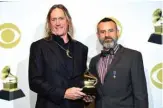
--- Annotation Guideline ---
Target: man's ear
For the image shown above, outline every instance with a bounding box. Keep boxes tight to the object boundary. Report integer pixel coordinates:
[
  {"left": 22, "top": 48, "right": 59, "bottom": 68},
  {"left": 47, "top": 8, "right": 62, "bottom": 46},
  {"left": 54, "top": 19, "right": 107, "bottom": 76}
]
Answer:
[
  {"left": 117, "top": 29, "right": 120, "bottom": 38},
  {"left": 96, "top": 32, "right": 100, "bottom": 38}
]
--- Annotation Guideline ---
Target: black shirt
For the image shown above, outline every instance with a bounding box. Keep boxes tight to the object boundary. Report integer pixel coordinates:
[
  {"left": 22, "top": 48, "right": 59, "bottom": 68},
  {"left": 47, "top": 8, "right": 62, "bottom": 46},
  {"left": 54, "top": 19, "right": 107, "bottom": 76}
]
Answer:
[{"left": 52, "top": 34, "right": 74, "bottom": 79}]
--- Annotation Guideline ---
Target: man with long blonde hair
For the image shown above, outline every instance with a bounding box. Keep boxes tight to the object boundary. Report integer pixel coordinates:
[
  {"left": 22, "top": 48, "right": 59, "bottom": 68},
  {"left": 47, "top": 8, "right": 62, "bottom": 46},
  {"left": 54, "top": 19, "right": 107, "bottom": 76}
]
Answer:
[{"left": 29, "top": 4, "right": 88, "bottom": 108}]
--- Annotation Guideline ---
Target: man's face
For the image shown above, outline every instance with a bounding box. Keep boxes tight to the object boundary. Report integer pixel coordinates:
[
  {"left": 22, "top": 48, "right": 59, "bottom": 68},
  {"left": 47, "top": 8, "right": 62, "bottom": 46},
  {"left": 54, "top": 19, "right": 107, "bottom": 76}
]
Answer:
[
  {"left": 49, "top": 8, "right": 69, "bottom": 36},
  {"left": 97, "top": 21, "right": 119, "bottom": 49}
]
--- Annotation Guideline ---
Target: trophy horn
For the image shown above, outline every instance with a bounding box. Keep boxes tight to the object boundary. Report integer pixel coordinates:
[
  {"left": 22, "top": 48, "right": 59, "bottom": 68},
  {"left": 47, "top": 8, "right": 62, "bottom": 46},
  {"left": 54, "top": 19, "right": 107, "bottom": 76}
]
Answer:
[
  {"left": 152, "top": 8, "right": 162, "bottom": 24},
  {"left": 1, "top": 66, "right": 10, "bottom": 80}
]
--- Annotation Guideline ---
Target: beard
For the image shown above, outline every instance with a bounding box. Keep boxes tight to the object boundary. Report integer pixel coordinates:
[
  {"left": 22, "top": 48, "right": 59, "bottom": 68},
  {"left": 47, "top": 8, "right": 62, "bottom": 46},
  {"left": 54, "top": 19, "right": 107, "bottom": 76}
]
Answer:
[{"left": 99, "top": 36, "right": 118, "bottom": 49}]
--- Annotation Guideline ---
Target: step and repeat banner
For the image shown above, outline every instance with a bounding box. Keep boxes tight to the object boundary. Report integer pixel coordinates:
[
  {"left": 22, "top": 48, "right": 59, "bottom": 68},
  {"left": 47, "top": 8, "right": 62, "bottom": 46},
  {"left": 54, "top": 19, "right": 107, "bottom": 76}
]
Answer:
[{"left": 0, "top": 0, "right": 162, "bottom": 108}]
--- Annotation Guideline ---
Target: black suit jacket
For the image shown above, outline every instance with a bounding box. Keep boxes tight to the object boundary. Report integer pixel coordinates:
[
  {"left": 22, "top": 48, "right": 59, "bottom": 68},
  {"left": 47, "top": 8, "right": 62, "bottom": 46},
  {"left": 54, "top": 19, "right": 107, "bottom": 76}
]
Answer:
[
  {"left": 28, "top": 38, "right": 88, "bottom": 108},
  {"left": 89, "top": 45, "right": 148, "bottom": 108}
]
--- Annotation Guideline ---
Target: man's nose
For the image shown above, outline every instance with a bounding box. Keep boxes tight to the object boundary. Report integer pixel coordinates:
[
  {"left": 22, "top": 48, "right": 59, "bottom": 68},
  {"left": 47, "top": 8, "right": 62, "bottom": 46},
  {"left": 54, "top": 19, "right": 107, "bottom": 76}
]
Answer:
[
  {"left": 105, "top": 31, "right": 109, "bottom": 36},
  {"left": 56, "top": 19, "right": 60, "bottom": 25}
]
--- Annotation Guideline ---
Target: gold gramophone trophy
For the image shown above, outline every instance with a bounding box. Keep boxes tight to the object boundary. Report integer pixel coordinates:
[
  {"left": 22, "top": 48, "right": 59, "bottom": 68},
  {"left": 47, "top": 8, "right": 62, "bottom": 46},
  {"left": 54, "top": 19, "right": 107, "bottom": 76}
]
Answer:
[
  {"left": 82, "top": 70, "right": 98, "bottom": 95},
  {"left": 0, "top": 66, "right": 25, "bottom": 100},
  {"left": 148, "top": 8, "right": 163, "bottom": 44}
]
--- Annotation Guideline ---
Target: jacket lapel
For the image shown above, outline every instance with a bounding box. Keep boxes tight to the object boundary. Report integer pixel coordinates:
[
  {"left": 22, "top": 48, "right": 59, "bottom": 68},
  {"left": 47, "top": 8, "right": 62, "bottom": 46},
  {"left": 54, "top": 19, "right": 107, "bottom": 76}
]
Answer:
[
  {"left": 95, "top": 55, "right": 102, "bottom": 84},
  {"left": 46, "top": 40, "right": 68, "bottom": 72},
  {"left": 94, "top": 45, "right": 125, "bottom": 96},
  {"left": 72, "top": 40, "right": 83, "bottom": 78}
]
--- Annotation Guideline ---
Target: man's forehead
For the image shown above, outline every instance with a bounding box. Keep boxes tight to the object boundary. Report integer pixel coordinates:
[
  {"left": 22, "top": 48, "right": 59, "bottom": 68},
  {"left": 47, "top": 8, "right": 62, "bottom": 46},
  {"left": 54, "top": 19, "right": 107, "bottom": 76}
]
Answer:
[
  {"left": 50, "top": 8, "right": 66, "bottom": 18},
  {"left": 98, "top": 22, "right": 116, "bottom": 29}
]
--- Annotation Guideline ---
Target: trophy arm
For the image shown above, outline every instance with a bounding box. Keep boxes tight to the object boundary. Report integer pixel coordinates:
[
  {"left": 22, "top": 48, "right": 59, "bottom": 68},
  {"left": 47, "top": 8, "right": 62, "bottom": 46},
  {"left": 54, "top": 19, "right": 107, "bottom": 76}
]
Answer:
[
  {"left": 84, "top": 74, "right": 96, "bottom": 79},
  {"left": 8, "top": 73, "right": 18, "bottom": 82}
]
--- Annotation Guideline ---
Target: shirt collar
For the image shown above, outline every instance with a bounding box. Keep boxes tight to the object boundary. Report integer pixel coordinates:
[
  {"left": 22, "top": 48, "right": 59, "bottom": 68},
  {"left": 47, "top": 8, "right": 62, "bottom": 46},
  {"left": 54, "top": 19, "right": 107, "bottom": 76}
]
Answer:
[{"left": 52, "top": 34, "right": 72, "bottom": 45}]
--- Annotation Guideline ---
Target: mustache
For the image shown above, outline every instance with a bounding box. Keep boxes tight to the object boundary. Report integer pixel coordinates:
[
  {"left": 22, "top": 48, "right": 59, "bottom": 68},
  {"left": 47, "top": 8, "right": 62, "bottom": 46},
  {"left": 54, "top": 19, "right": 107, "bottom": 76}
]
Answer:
[{"left": 104, "top": 36, "right": 114, "bottom": 40}]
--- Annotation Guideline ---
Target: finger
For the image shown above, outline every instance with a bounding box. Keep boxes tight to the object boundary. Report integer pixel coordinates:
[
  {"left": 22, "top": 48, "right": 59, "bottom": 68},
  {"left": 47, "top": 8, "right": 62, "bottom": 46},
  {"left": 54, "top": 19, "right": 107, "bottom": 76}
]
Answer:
[
  {"left": 74, "top": 93, "right": 83, "bottom": 99},
  {"left": 74, "top": 87, "right": 83, "bottom": 91},
  {"left": 77, "top": 91, "right": 86, "bottom": 96},
  {"left": 87, "top": 95, "right": 95, "bottom": 99},
  {"left": 84, "top": 95, "right": 94, "bottom": 102},
  {"left": 74, "top": 95, "right": 83, "bottom": 100},
  {"left": 83, "top": 97, "right": 89, "bottom": 102},
  {"left": 92, "top": 96, "right": 96, "bottom": 99},
  {"left": 83, "top": 98, "right": 89, "bottom": 102}
]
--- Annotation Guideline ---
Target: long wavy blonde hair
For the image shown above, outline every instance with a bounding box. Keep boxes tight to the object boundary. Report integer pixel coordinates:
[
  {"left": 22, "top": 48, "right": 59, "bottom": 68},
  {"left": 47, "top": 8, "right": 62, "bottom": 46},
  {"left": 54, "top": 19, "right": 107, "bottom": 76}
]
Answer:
[{"left": 44, "top": 4, "right": 74, "bottom": 40}]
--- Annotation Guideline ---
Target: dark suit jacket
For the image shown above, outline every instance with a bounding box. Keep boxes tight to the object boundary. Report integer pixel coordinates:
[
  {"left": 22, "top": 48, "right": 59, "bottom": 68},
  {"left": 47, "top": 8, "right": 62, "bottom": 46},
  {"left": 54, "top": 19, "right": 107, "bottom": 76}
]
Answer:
[
  {"left": 28, "top": 38, "right": 88, "bottom": 108},
  {"left": 89, "top": 45, "right": 148, "bottom": 108}
]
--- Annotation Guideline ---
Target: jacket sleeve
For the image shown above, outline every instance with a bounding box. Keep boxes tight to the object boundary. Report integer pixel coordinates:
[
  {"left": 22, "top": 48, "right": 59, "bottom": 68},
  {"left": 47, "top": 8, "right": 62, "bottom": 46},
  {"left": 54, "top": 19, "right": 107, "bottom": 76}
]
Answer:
[
  {"left": 131, "top": 52, "right": 148, "bottom": 108},
  {"left": 28, "top": 42, "right": 66, "bottom": 105}
]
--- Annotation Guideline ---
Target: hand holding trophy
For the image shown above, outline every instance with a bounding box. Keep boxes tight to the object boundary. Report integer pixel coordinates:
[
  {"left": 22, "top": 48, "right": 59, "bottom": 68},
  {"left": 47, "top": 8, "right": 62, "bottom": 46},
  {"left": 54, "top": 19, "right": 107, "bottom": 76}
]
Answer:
[{"left": 0, "top": 66, "right": 25, "bottom": 100}]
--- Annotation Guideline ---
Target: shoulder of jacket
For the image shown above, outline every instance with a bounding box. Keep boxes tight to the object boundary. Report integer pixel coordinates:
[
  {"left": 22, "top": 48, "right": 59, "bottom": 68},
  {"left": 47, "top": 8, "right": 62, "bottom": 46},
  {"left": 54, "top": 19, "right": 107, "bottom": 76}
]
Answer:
[
  {"left": 121, "top": 45, "right": 141, "bottom": 56},
  {"left": 30, "top": 38, "right": 46, "bottom": 48},
  {"left": 73, "top": 40, "right": 88, "bottom": 49}
]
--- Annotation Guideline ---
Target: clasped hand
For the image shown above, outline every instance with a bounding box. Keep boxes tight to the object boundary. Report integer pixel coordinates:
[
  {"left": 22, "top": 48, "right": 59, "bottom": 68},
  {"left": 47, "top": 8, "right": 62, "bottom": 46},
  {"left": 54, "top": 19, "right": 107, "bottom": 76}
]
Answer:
[
  {"left": 64, "top": 87, "right": 95, "bottom": 102},
  {"left": 64, "top": 87, "right": 86, "bottom": 100}
]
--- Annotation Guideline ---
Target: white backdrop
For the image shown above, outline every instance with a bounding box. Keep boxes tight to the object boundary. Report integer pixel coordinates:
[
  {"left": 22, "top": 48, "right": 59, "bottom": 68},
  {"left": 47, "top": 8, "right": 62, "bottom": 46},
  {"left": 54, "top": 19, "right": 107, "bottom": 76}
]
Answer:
[{"left": 0, "top": 0, "right": 162, "bottom": 108}]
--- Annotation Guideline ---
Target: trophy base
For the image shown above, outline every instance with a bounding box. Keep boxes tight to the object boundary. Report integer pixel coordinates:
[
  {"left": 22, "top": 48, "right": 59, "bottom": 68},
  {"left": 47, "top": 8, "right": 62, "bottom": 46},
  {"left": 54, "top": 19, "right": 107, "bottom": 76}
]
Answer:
[
  {"left": 0, "top": 89, "right": 25, "bottom": 101},
  {"left": 82, "top": 87, "right": 96, "bottom": 95}
]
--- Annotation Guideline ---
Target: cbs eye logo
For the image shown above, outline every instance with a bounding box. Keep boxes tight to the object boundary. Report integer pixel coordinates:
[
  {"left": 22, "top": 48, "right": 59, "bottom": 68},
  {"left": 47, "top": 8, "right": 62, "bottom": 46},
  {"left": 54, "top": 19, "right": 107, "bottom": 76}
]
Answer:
[
  {"left": 150, "top": 63, "right": 163, "bottom": 89},
  {"left": 0, "top": 23, "right": 21, "bottom": 48}
]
